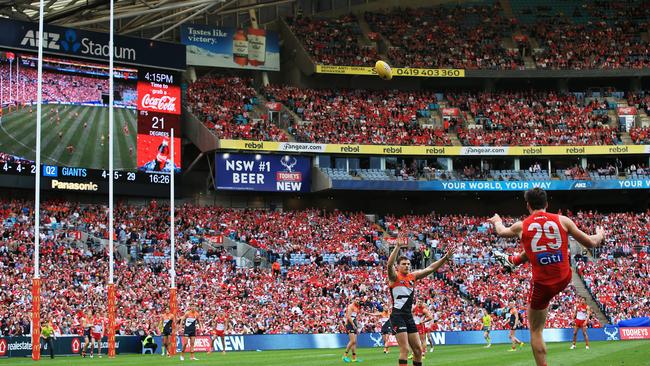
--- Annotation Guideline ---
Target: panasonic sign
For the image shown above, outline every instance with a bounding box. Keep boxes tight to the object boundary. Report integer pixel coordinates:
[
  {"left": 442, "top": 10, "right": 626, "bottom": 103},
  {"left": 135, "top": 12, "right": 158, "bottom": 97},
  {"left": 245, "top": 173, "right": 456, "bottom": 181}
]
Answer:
[{"left": 20, "top": 29, "right": 136, "bottom": 62}]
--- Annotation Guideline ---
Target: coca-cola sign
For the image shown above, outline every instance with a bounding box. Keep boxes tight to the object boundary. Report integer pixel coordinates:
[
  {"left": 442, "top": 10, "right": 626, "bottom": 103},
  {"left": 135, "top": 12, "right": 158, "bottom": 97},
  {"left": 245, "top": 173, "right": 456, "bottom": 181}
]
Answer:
[
  {"left": 137, "top": 81, "right": 181, "bottom": 115},
  {"left": 141, "top": 94, "right": 177, "bottom": 113}
]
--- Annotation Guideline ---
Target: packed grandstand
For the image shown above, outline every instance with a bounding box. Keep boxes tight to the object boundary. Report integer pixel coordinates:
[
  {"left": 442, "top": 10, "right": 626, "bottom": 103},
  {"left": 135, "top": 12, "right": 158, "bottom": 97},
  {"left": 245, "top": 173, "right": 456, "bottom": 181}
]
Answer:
[{"left": 1, "top": 200, "right": 647, "bottom": 337}]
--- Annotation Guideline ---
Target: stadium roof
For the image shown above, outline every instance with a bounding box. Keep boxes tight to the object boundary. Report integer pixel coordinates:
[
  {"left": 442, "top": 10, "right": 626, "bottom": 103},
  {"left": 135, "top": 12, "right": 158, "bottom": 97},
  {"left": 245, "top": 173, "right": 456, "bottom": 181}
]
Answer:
[{"left": 0, "top": 0, "right": 295, "bottom": 41}]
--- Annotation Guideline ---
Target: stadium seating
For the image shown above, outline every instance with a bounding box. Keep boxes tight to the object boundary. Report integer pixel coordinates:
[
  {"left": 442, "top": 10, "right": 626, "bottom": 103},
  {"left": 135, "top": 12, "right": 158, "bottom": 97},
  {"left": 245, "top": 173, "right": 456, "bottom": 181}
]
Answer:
[
  {"left": 6, "top": 200, "right": 648, "bottom": 336},
  {"left": 450, "top": 91, "right": 621, "bottom": 146},
  {"left": 263, "top": 85, "right": 451, "bottom": 145},
  {"left": 186, "top": 75, "right": 288, "bottom": 141},
  {"left": 288, "top": 2, "right": 649, "bottom": 70},
  {"left": 286, "top": 15, "right": 378, "bottom": 66},
  {"left": 364, "top": 4, "right": 524, "bottom": 70}
]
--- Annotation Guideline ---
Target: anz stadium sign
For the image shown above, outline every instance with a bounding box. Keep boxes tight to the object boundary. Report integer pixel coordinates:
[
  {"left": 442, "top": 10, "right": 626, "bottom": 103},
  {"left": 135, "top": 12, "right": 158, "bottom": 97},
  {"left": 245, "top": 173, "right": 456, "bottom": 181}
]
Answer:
[{"left": 0, "top": 18, "right": 185, "bottom": 70}]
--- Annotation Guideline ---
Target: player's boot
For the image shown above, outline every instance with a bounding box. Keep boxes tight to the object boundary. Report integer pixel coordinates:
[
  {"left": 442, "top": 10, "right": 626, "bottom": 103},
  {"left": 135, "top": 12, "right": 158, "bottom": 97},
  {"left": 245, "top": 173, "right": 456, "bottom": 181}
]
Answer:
[
  {"left": 493, "top": 250, "right": 515, "bottom": 272},
  {"left": 586, "top": 346, "right": 590, "bottom": 350},
  {"left": 342, "top": 355, "right": 351, "bottom": 363},
  {"left": 570, "top": 344, "right": 576, "bottom": 349}
]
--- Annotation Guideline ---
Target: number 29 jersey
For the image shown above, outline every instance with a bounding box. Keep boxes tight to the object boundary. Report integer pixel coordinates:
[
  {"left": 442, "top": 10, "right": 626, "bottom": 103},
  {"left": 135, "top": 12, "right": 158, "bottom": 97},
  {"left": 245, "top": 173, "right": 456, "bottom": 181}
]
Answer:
[{"left": 521, "top": 211, "right": 570, "bottom": 285}]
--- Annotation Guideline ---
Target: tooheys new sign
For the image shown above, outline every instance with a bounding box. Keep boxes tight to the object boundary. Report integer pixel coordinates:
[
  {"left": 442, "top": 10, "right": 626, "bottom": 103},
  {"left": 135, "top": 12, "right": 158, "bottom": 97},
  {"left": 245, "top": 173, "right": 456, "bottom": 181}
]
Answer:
[{"left": 0, "top": 18, "right": 185, "bottom": 70}]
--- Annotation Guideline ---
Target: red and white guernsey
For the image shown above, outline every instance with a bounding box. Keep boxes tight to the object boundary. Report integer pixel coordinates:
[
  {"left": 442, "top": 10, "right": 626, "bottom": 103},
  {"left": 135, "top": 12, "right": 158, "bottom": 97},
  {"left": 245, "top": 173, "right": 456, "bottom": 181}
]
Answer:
[
  {"left": 413, "top": 305, "right": 424, "bottom": 325},
  {"left": 576, "top": 304, "right": 588, "bottom": 321},
  {"left": 215, "top": 316, "right": 226, "bottom": 332},
  {"left": 92, "top": 317, "right": 104, "bottom": 335},
  {"left": 521, "top": 211, "right": 570, "bottom": 285}
]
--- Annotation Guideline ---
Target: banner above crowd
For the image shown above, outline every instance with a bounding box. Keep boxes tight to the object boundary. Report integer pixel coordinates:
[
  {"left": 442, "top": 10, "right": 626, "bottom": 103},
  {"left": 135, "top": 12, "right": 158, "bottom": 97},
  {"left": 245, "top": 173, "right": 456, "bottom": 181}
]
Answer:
[
  {"left": 315, "top": 65, "right": 465, "bottom": 78},
  {"left": 331, "top": 179, "right": 650, "bottom": 191},
  {"left": 218, "top": 139, "right": 650, "bottom": 156},
  {"left": 181, "top": 24, "right": 280, "bottom": 71}
]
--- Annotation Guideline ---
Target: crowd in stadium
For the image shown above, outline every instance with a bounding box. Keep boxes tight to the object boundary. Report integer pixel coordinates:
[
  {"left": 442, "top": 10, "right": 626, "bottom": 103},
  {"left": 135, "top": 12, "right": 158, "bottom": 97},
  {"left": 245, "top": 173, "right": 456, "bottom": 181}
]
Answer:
[
  {"left": 448, "top": 91, "right": 620, "bottom": 146},
  {"left": 263, "top": 85, "right": 451, "bottom": 145},
  {"left": 186, "top": 74, "right": 647, "bottom": 147},
  {"left": 286, "top": 14, "right": 378, "bottom": 66},
  {"left": 525, "top": 19, "right": 650, "bottom": 70},
  {"left": 364, "top": 4, "right": 524, "bottom": 70},
  {"left": 287, "top": 2, "right": 649, "bottom": 70},
  {"left": 4, "top": 200, "right": 644, "bottom": 337},
  {"left": 571, "top": 211, "right": 649, "bottom": 324},
  {"left": 186, "top": 75, "right": 287, "bottom": 141}
]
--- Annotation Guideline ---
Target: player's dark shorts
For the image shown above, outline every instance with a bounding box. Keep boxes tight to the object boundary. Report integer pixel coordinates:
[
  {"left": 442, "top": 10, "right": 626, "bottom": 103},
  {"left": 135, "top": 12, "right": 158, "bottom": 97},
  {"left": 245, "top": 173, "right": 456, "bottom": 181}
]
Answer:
[
  {"left": 381, "top": 320, "right": 394, "bottom": 335},
  {"left": 345, "top": 321, "right": 358, "bottom": 334},
  {"left": 84, "top": 328, "right": 92, "bottom": 338},
  {"left": 390, "top": 312, "right": 417, "bottom": 334},
  {"left": 528, "top": 273, "right": 572, "bottom": 310},
  {"left": 482, "top": 326, "right": 491, "bottom": 332},
  {"left": 163, "top": 322, "right": 172, "bottom": 336},
  {"left": 184, "top": 329, "right": 196, "bottom": 337}
]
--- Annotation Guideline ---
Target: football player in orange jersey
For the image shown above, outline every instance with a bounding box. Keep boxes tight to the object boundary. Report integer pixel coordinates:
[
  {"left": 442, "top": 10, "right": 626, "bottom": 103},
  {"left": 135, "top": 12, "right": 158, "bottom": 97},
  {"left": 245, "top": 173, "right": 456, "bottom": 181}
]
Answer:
[{"left": 387, "top": 238, "right": 454, "bottom": 366}]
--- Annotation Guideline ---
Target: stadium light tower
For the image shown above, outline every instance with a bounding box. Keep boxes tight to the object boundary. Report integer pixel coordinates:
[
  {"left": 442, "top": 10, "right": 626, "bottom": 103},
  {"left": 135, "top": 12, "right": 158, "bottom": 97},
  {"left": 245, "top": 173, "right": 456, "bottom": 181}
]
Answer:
[
  {"left": 31, "top": 0, "right": 45, "bottom": 360},
  {"left": 107, "top": 0, "right": 117, "bottom": 358}
]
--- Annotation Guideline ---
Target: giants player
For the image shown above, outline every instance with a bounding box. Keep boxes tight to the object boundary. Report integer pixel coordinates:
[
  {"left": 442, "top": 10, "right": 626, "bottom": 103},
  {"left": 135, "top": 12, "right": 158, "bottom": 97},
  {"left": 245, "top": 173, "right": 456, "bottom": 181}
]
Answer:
[
  {"left": 571, "top": 298, "right": 591, "bottom": 350},
  {"left": 80, "top": 310, "right": 93, "bottom": 358},
  {"left": 159, "top": 308, "right": 175, "bottom": 357},
  {"left": 489, "top": 188, "right": 604, "bottom": 366},
  {"left": 387, "top": 239, "right": 454, "bottom": 366},
  {"left": 342, "top": 299, "right": 362, "bottom": 363},
  {"left": 179, "top": 305, "right": 201, "bottom": 361}
]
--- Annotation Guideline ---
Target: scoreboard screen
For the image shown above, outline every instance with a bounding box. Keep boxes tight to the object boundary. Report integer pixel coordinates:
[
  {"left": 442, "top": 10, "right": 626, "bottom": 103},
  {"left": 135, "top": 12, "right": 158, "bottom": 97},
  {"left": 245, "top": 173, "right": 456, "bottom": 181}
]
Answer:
[{"left": 0, "top": 51, "right": 181, "bottom": 196}]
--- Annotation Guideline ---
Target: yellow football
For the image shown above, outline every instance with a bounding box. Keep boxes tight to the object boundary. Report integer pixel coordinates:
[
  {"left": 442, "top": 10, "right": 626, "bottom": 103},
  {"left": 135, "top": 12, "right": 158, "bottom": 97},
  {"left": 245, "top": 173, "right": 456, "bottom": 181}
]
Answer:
[{"left": 375, "top": 60, "right": 393, "bottom": 80}]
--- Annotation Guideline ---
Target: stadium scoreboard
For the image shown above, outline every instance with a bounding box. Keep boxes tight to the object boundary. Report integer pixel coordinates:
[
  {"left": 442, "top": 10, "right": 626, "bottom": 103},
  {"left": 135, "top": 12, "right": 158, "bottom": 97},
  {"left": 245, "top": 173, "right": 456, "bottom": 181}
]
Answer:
[
  {"left": 0, "top": 19, "right": 185, "bottom": 197},
  {"left": 0, "top": 162, "right": 175, "bottom": 195}
]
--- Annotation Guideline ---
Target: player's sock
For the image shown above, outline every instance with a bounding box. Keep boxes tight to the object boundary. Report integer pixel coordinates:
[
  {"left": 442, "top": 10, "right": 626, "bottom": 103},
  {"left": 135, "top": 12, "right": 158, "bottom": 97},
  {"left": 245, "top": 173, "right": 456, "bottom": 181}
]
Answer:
[
  {"left": 352, "top": 352, "right": 357, "bottom": 360},
  {"left": 398, "top": 359, "right": 407, "bottom": 365}
]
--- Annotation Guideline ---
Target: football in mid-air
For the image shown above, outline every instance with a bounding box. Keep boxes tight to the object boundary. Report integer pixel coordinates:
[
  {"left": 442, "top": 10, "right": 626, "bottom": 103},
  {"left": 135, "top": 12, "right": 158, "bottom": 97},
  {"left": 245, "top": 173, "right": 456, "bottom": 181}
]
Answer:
[{"left": 375, "top": 60, "right": 393, "bottom": 80}]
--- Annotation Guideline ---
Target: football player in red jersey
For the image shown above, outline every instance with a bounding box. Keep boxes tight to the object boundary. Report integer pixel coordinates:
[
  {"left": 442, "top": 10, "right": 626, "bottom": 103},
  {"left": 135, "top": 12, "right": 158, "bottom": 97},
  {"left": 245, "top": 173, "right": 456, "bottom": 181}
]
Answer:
[
  {"left": 489, "top": 188, "right": 604, "bottom": 366},
  {"left": 210, "top": 310, "right": 230, "bottom": 355},
  {"left": 571, "top": 298, "right": 591, "bottom": 350},
  {"left": 412, "top": 300, "right": 434, "bottom": 358},
  {"left": 387, "top": 239, "right": 454, "bottom": 366}
]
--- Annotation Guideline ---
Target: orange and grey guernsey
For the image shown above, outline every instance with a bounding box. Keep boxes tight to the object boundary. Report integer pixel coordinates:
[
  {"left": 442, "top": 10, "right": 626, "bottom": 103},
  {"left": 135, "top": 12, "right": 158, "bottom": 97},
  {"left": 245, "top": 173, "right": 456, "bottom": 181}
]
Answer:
[{"left": 390, "top": 272, "right": 416, "bottom": 314}]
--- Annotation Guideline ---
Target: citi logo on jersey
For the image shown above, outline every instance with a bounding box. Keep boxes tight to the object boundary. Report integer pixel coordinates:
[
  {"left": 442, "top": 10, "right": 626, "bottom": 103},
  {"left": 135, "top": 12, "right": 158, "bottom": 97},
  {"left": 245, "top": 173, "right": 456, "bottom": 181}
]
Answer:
[{"left": 536, "top": 250, "right": 563, "bottom": 265}]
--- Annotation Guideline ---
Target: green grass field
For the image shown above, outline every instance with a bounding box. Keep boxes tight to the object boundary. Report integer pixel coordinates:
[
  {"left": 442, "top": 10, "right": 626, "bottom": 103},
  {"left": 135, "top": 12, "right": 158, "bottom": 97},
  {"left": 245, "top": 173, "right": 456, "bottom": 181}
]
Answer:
[
  {"left": 0, "top": 105, "right": 137, "bottom": 170},
  {"left": 0, "top": 342, "right": 648, "bottom": 366}
]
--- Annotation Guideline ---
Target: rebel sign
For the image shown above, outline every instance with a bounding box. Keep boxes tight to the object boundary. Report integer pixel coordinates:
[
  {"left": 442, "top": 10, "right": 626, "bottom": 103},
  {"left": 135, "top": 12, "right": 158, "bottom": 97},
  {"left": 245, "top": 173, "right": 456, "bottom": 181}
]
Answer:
[{"left": 137, "top": 81, "right": 181, "bottom": 115}]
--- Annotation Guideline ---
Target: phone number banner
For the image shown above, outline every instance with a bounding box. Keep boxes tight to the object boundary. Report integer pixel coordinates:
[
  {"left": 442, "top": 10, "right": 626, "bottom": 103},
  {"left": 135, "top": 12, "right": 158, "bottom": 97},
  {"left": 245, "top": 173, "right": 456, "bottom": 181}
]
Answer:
[
  {"left": 315, "top": 65, "right": 465, "bottom": 78},
  {"left": 215, "top": 153, "right": 311, "bottom": 192}
]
